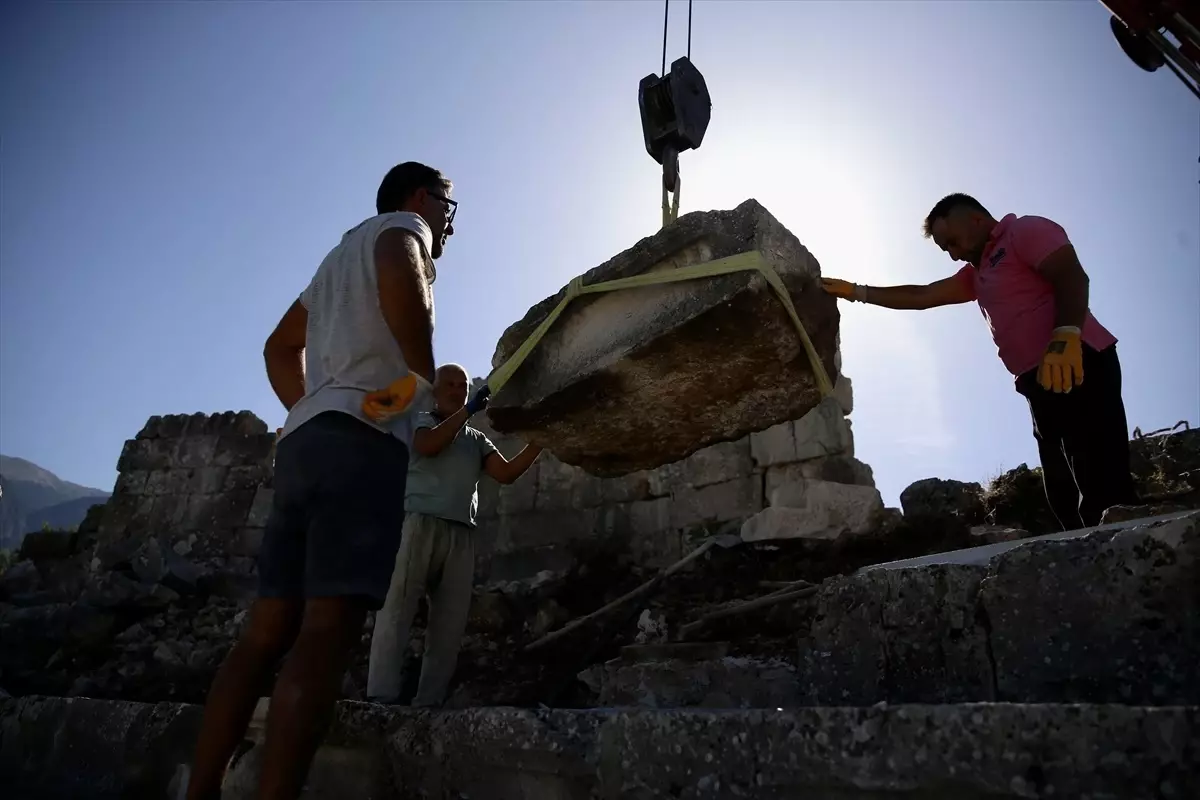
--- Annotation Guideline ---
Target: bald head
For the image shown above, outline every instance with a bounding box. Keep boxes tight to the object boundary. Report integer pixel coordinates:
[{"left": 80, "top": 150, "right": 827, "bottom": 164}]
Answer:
[
  {"left": 432, "top": 363, "right": 470, "bottom": 416},
  {"left": 435, "top": 363, "right": 468, "bottom": 384}
]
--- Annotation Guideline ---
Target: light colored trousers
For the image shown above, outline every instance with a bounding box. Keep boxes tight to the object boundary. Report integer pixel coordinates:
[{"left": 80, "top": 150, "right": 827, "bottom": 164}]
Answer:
[{"left": 366, "top": 512, "right": 475, "bottom": 706}]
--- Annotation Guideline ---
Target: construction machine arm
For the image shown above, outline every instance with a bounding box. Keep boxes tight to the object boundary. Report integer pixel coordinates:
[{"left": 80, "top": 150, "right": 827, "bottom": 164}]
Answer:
[{"left": 1102, "top": 0, "right": 1200, "bottom": 99}]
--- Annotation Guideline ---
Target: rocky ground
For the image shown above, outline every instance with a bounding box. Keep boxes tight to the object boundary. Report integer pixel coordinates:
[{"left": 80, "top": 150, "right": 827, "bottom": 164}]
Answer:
[{"left": 1, "top": 427, "right": 1196, "bottom": 710}]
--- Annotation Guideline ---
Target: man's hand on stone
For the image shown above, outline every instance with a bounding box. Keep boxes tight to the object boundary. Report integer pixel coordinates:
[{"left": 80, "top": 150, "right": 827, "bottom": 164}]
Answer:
[
  {"left": 821, "top": 277, "right": 866, "bottom": 303},
  {"left": 465, "top": 385, "right": 491, "bottom": 416}
]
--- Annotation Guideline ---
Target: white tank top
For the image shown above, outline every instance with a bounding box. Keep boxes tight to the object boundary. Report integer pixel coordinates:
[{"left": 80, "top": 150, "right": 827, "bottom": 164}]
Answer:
[{"left": 279, "top": 212, "right": 436, "bottom": 446}]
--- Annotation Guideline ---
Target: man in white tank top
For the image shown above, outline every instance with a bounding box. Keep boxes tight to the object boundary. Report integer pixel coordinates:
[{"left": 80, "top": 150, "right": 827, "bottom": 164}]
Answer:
[{"left": 185, "top": 162, "right": 474, "bottom": 799}]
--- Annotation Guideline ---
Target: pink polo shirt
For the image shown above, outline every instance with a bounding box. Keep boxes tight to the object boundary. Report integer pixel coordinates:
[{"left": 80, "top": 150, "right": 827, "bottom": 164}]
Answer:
[{"left": 951, "top": 213, "right": 1117, "bottom": 377}]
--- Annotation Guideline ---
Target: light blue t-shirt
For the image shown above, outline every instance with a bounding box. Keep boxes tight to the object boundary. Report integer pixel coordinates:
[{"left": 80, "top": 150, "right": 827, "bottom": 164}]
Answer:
[{"left": 405, "top": 412, "right": 499, "bottom": 527}]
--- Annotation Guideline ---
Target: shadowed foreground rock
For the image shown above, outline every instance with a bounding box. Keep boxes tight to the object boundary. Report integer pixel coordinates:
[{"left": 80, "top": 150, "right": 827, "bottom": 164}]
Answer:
[
  {"left": 2, "top": 696, "right": 1196, "bottom": 799},
  {"left": 486, "top": 198, "right": 840, "bottom": 477},
  {"left": 798, "top": 511, "right": 1200, "bottom": 706}
]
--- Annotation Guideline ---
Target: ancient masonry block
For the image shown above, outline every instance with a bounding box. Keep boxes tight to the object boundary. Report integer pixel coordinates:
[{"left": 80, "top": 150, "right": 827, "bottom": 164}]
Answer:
[
  {"left": 741, "top": 480, "right": 883, "bottom": 542},
  {"left": 794, "top": 513, "right": 1200, "bottom": 707},
  {"left": 98, "top": 412, "right": 276, "bottom": 558},
  {"left": 749, "top": 396, "right": 853, "bottom": 467},
  {"left": 5, "top": 697, "right": 1194, "bottom": 799},
  {"left": 647, "top": 438, "right": 752, "bottom": 496},
  {"left": 796, "top": 564, "right": 994, "bottom": 705},
  {"left": 669, "top": 476, "right": 763, "bottom": 532},
  {"left": 487, "top": 198, "right": 840, "bottom": 476},
  {"left": 765, "top": 456, "right": 875, "bottom": 491},
  {"left": 792, "top": 396, "right": 854, "bottom": 461}
]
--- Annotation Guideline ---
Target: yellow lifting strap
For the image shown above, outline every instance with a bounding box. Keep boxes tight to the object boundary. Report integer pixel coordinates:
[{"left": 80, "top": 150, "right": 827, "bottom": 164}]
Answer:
[
  {"left": 662, "top": 179, "right": 681, "bottom": 228},
  {"left": 485, "top": 250, "right": 834, "bottom": 398}
]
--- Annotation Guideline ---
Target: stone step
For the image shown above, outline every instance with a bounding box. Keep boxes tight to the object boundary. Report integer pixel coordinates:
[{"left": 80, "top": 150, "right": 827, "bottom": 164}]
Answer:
[
  {"left": 2, "top": 696, "right": 1196, "bottom": 799},
  {"left": 572, "top": 510, "right": 1200, "bottom": 711},
  {"left": 578, "top": 655, "right": 802, "bottom": 709},
  {"left": 856, "top": 506, "right": 1200, "bottom": 574},
  {"left": 793, "top": 509, "right": 1200, "bottom": 708}
]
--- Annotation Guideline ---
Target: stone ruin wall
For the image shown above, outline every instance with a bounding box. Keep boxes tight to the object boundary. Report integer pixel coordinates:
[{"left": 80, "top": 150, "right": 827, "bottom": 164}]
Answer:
[
  {"left": 93, "top": 411, "right": 277, "bottom": 593},
  {"left": 468, "top": 373, "right": 865, "bottom": 583},
  {"left": 89, "top": 373, "right": 861, "bottom": 590},
  {"left": 62, "top": 372, "right": 1200, "bottom": 595}
]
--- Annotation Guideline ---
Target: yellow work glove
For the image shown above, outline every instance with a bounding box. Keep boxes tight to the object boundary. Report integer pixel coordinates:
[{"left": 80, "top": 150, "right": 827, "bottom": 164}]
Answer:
[
  {"left": 362, "top": 373, "right": 433, "bottom": 422},
  {"left": 1038, "top": 327, "right": 1084, "bottom": 393},
  {"left": 821, "top": 277, "right": 867, "bottom": 302}
]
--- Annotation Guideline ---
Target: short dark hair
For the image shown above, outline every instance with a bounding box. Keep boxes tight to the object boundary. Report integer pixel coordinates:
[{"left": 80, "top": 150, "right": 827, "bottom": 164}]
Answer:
[
  {"left": 922, "top": 193, "right": 991, "bottom": 238},
  {"left": 376, "top": 162, "right": 451, "bottom": 215}
]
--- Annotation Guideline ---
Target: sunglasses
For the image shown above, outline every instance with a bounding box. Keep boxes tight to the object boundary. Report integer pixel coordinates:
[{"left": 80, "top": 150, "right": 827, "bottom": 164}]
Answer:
[{"left": 428, "top": 192, "right": 457, "bottom": 226}]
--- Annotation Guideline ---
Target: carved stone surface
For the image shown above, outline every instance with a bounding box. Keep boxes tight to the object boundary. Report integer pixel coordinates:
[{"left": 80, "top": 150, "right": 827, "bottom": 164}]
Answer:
[{"left": 486, "top": 199, "right": 840, "bottom": 476}]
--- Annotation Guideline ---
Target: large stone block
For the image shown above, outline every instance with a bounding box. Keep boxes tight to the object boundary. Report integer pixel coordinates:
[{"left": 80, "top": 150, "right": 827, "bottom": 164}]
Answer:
[
  {"left": 647, "top": 438, "right": 753, "bottom": 495},
  {"left": 981, "top": 512, "right": 1200, "bottom": 704},
  {"left": 116, "top": 437, "right": 175, "bottom": 472},
  {"left": 741, "top": 478, "right": 882, "bottom": 541},
  {"left": 900, "top": 477, "right": 986, "bottom": 525},
  {"left": 748, "top": 420, "right": 795, "bottom": 467},
  {"left": 3, "top": 698, "right": 1197, "bottom": 799},
  {"left": 143, "top": 469, "right": 193, "bottom": 497},
  {"left": 181, "top": 490, "right": 256, "bottom": 537},
  {"left": 765, "top": 456, "right": 874, "bottom": 490},
  {"left": 792, "top": 396, "right": 853, "bottom": 461},
  {"left": 833, "top": 373, "right": 853, "bottom": 415},
  {"left": 0, "top": 697, "right": 203, "bottom": 800},
  {"left": 173, "top": 435, "right": 220, "bottom": 468},
  {"left": 137, "top": 414, "right": 190, "bottom": 440},
  {"left": 669, "top": 476, "right": 763, "bottom": 531},
  {"left": 211, "top": 433, "right": 275, "bottom": 468},
  {"left": 796, "top": 565, "right": 994, "bottom": 705},
  {"left": 486, "top": 199, "right": 839, "bottom": 476}
]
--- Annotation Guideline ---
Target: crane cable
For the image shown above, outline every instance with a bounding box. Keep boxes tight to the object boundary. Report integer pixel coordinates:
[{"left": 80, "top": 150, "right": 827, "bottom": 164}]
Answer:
[
  {"left": 661, "top": 0, "right": 693, "bottom": 74},
  {"left": 659, "top": 0, "right": 693, "bottom": 228}
]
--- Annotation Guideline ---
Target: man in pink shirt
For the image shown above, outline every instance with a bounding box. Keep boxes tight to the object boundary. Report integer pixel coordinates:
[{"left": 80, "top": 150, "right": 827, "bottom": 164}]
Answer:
[{"left": 821, "top": 193, "right": 1139, "bottom": 530}]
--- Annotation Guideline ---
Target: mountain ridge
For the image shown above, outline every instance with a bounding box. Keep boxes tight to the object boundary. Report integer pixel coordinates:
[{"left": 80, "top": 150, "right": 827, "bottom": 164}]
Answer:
[{"left": 0, "top": 454, "right": 110, "bottom": 551}]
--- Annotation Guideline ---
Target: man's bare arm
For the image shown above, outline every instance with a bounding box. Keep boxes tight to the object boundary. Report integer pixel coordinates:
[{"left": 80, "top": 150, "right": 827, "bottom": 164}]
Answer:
[
  {"left": 264, "top": 298, "right": 308, "bottom": 411},
  {"left": 822, "top": 275, "right": 974, "bottom": 310},
  {"left": 1035, "top": 244, "right": 1089, "bottom": 329},
  {"left": 375, "top": 227, "right": 436, "bottom": 382},
  {"left": 412, "top": 409, "right": 472, "bottom": 458},
  {"left": 861, "top": 276, "right": 976, "bottom": 310},
  {"left": 483, "top": 445, "right": 543, "bottom": 485}
]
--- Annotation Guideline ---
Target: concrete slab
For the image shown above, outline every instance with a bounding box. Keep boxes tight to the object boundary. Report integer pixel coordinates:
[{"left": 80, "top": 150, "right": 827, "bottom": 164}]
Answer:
[
  {"left": 854, "top": 507, "right": 1199, "bottom": 574},
  {"left": 3, "top": 696, "right": 1196, "bottom": 799}
]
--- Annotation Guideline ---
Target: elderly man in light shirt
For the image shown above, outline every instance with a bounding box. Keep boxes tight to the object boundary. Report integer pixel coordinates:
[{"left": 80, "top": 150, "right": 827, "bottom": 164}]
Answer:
[{"left": 367, "top": 363, "right": 542, "bottom": 706}]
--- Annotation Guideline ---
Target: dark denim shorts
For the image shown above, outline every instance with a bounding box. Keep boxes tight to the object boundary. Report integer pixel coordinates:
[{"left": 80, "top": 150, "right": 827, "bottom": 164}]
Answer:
[{"left": 257, "top": 410, "right": 409, "bottom": 610}]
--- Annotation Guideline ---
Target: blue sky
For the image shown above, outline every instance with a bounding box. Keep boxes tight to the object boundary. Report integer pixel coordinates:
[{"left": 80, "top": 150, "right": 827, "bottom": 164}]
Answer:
[{"left": 1, "top": 1, "right": 1197, "bottom": 508}]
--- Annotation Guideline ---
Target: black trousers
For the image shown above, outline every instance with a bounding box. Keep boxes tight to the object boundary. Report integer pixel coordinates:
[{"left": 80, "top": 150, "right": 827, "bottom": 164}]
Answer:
[{"left": 1015, "top": 343, "right": 1139, "bottom": 530}]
